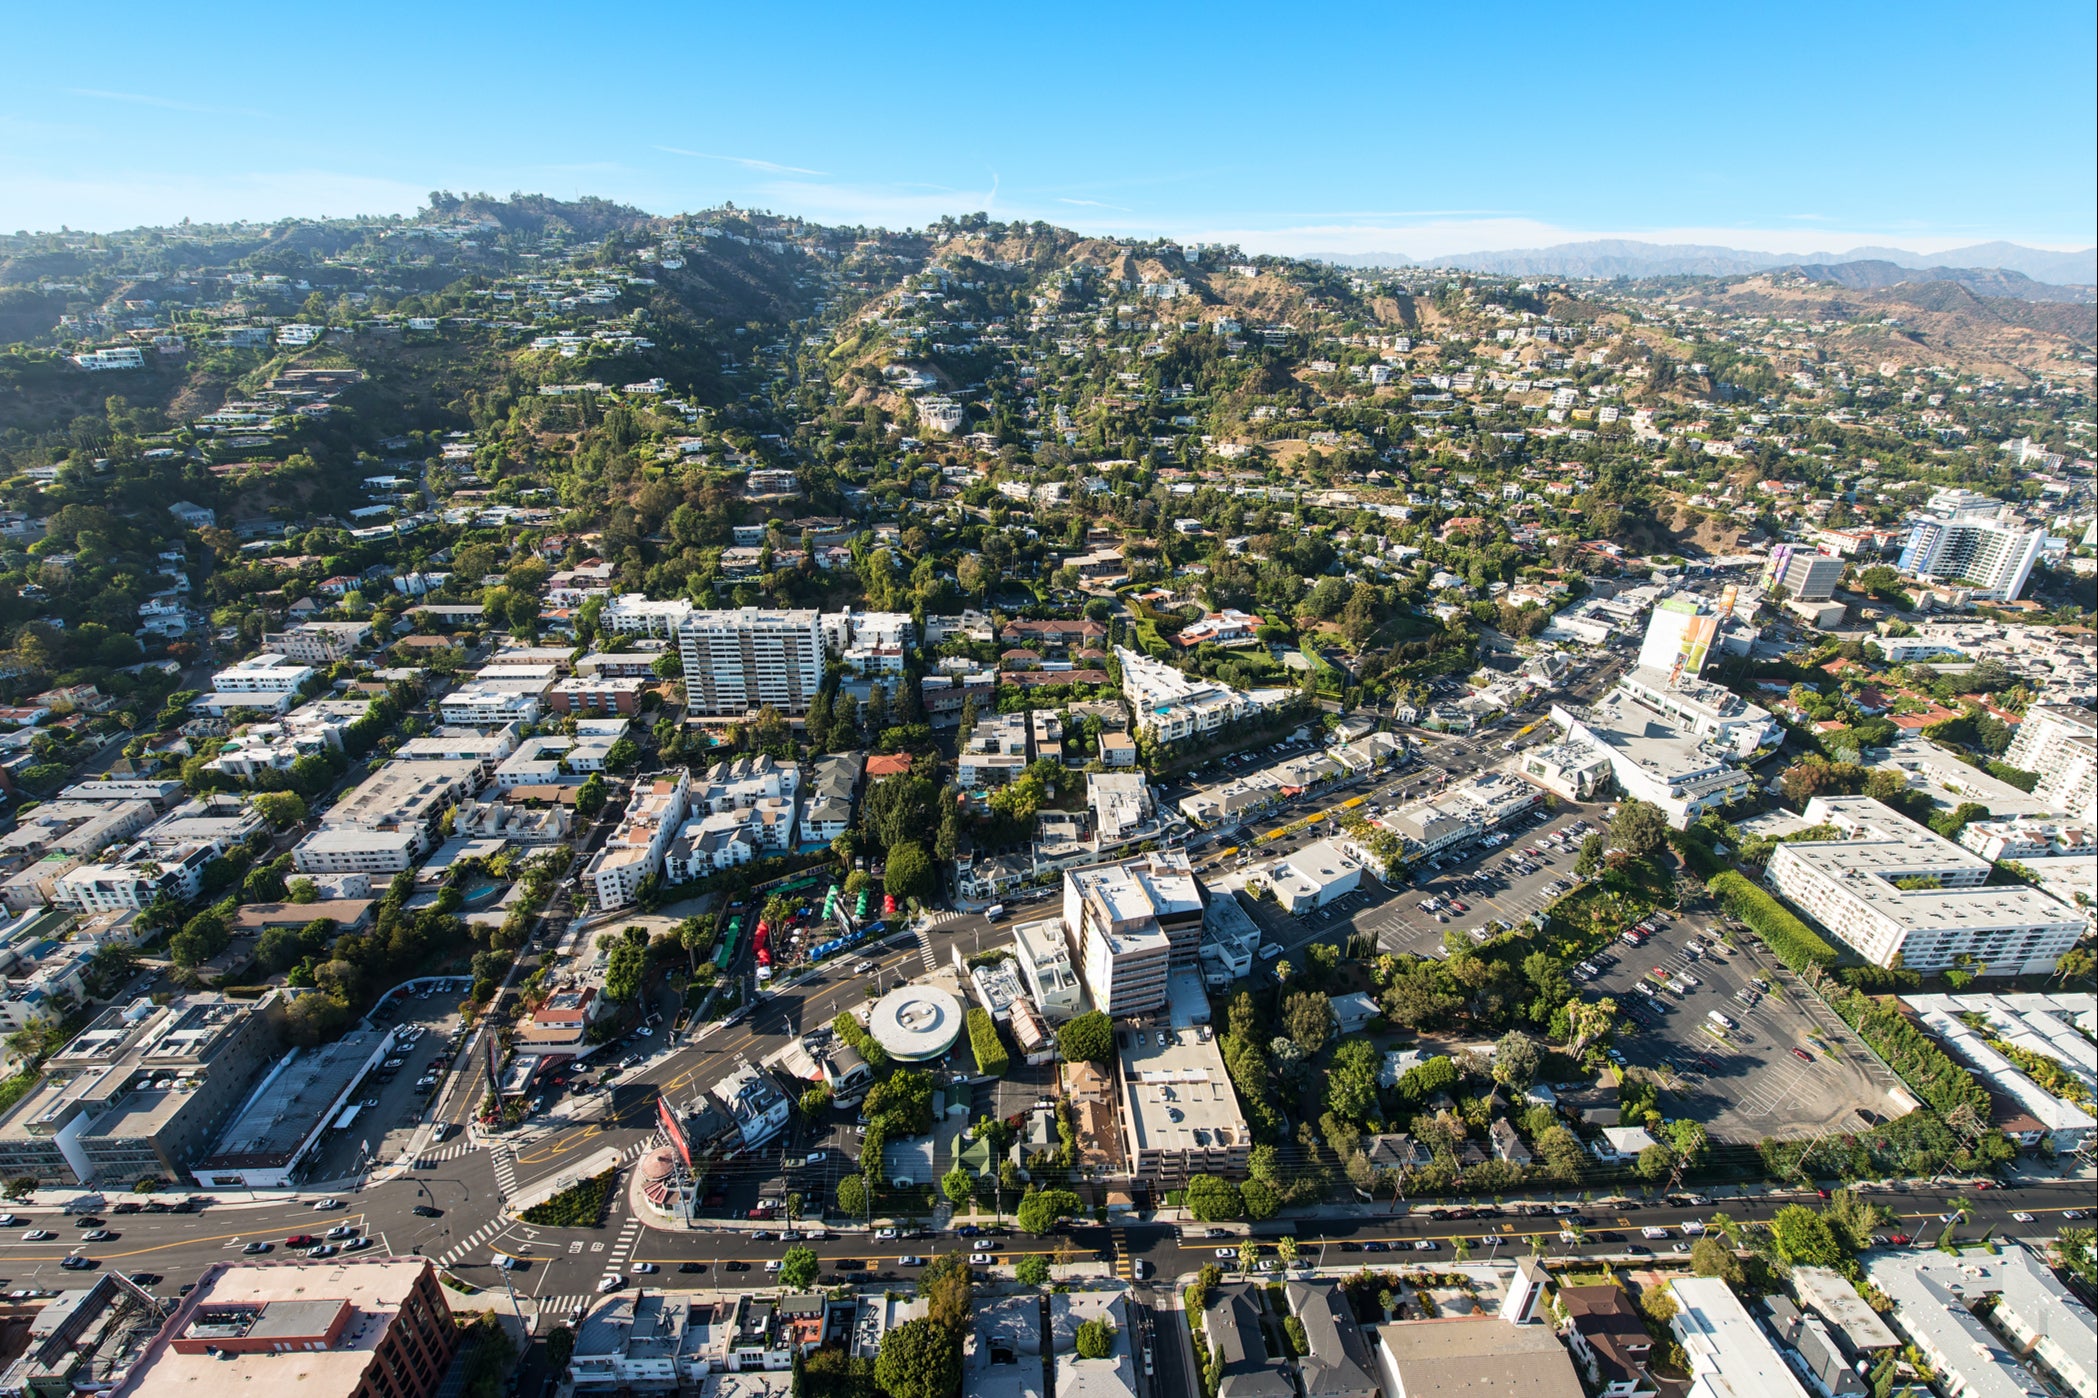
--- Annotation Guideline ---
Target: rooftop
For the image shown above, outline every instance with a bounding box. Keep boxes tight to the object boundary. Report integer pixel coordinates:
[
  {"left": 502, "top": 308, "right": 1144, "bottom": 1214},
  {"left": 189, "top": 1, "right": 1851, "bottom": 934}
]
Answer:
[{"left": 1372, "top": 1315, "right": 1584, "bottom": 1398}]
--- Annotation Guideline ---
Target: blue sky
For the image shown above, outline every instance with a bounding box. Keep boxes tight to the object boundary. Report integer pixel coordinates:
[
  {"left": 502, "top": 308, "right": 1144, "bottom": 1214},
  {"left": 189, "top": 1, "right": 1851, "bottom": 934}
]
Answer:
[{"left": 4, "top": 1, "right": 2092, "bottom": 255}]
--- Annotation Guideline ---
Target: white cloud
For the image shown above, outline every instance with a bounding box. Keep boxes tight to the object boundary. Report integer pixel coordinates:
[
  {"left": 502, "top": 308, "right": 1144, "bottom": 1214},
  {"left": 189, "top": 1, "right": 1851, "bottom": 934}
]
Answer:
[{"left": 653, "top": 146, "right": 828, "bottom": 177}]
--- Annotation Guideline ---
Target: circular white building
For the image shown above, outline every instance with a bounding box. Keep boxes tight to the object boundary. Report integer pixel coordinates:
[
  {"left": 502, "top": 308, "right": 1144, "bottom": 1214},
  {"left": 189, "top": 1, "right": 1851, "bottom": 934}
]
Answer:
[{"left": 865, "top": 983, "right": 966, "bottom": 1063}]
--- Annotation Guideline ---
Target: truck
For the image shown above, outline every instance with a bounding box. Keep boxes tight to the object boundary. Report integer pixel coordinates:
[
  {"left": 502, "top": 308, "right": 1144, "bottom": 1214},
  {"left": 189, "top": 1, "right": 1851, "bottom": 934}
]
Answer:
[
  {"left": 984, "top": 904, "right": 1006, "bottom": 922},
  {"left": 1706, "top": 1009, "right": 1736, "bottom": 1032}
]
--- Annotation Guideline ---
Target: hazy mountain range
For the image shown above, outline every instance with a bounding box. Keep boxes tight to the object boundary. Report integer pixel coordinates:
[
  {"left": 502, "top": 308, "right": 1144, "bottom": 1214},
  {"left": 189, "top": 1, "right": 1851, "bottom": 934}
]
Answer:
[{"left": 1313, "top": 239, "right": 2097, "bottom": 291}]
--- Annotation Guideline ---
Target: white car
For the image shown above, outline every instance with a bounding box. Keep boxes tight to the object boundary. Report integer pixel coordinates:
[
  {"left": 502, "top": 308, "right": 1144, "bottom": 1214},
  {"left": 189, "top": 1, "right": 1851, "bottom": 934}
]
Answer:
[
  {"left": 1681, "top": 1221, "right": 1707, "bottom": 1236},
  {"left": 313, "top": 1198, "right": 344, "bottom": 1210},
  {"left": 22, "top": 1229, "right": 53, "bottom": 1241},
  {"left": 764, "top": 1259, "right": 782, "bottom": 1273},
  {"left": 596, "top": 1274, "right": 625, "bottom": 1293},
  {"left": 875, "top": 1227, "right": 898, "bottom": 1241},
  {"left": 632, "top": 1262, "right": 658, "bottom": 1274},
  {"left": 970, "top": 1252, "right": 995, "bottom": 1266},
  {"left": 2011, "top": 1211, "right": 2036, "bottom": 1223},
  {"left": 1215, "top": 1247, "right": 1238, "bottom": 1259}
]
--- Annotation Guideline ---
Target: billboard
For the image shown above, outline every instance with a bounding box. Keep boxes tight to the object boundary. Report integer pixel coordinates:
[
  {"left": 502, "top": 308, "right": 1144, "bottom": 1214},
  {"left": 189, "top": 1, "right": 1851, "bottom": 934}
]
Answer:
[
  {"left": 1676, "top": 614, "right": 1719, "bottom": 678},
  {"left": 659, "top": 1095, "right": 693, "bottom": 1171}
]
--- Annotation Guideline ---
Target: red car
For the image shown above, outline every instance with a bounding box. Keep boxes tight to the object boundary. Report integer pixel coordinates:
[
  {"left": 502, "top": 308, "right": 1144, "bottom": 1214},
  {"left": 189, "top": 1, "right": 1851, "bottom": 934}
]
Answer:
[
  {"left": 284, "top": 1234, "right": 317, "bottom": 1248},
  {"left": 1448, "top": 900, "right": 1468, "bottom": 912},
  {"left": 1887, "top": 1233, "right": 1912, "bottom": 1245},
  {"left": 1791, "top": 1048, "right": 1813, "bottom": 1062}
]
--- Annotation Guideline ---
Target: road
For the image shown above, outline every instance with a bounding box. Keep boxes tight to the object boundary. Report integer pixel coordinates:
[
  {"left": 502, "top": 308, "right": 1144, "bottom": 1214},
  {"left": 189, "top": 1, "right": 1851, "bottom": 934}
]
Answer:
[{"left": 6, "top": 1167, "right": 2084, "bottom": 1329}]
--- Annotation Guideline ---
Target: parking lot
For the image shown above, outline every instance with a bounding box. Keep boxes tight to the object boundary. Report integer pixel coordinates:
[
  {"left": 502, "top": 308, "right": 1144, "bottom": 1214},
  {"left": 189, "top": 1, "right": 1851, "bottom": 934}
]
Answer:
[
  {"left": 1346, "top": 802, "right": 1605, "bottom": 957},
  {"left": 1590, "top": 915, "right": 1889, "bottom": 1143},
  {"left": 315, "top": 988, "right": 473, "bottom": 1181}
]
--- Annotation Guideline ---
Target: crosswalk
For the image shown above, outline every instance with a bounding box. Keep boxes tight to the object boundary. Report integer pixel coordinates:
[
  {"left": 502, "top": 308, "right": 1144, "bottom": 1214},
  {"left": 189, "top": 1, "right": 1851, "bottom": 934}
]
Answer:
[
  {"left": 1111, "top": 1228, "right": 1133, "bottom": 1282},
  {"left": 536, "top": 1295, "right": 594, "bottom": 1328},
  {"left": 491, "top": 1147, "right": 519, "bottom": 1200},
  {"left": 921, "top": 909, "right": 966, "bottom": 930},
  {"left": 608, "top": 1214, "right": 644, "bottom": 1269},
  {"left": 911, "top": 924, "right": 939, "bottom": 973},
  {"left": 437, "top": 1218, "right": 513, "bottom": 1268},
  {"left": 412, "top": 1139, "right": 479, "bottom": 1169}
]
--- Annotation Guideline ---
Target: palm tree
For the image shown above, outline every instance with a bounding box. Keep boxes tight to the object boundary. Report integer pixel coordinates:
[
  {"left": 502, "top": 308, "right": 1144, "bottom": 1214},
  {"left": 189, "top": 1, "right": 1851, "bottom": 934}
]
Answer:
[
  {"left": 1707, "top": 1210, "right": 1740, "bottom": 1244},
  {"left": 1237, "top": 1240, "right": 1260, "bottom": 1275}
]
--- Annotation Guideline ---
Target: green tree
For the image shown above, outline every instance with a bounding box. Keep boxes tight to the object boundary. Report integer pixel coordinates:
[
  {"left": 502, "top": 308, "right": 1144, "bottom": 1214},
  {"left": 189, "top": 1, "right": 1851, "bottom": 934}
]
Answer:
[
  {"left": 1014, "top": 1253, "right": 1050, "bottom": 1287},
  {"left": 1281, "top": 991, "right": 1332, "bottom": 1057},
  {"left": 874, "top": 1318, "right": 960, "bottom": 1398},
  {"left": 1057, "top": 1010, "right": 1113, "bottom": 1063},
  {"left": 1074, "top": 1316, "right": 1116, "bottom": 1360},
  {"left": 251, "top": 790, "right": 308, "bottom": 828},
  {"left": 1771, "top": 1204, "right": 1848, "bottom": 1267},
  {"left": 1690, "top": 1234, "right": 1745, "bottom": 1285},
  {"left": 1184, "top": 1175, "right": 1244, "bottom": 1222},
  {"left": 1636, "top": 1143, "right": 1675, "bottom": 1182},
  {"left": 1015, "top": 1188, "right": 1082, "bottom": 1235},
  {"left": 941, "top": 1167, "right": 974, "bottom": 1209},
  {"left": 575, "top": 773, "right": 609, "bottom": 818},
  {"left": 778, "top": 1244, "right": 819, "bottom": 1290},
  {"left": 1492, "top": 1030, "right": 1541, "bottom": 1091},
  {"left": 883, "top": 839, "right": 934, "bottom": 904},
  {"left": 836, "top": 1174, "right": 869, "bottom": 1217},
  {"left": 1611, "top": 799, "right": 1668, "bottom": 859},
  {"left": 602, "top": 938, "right": 644, "bottom": 1002}
]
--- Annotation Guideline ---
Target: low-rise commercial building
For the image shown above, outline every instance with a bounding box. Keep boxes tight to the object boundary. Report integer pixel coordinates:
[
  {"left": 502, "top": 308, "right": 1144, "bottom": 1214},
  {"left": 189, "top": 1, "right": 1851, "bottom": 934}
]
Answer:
[
  {"left": 193, "top": 1024, "right": 393, "bottom": 1187},
  {"left": 115, "top": 1259, "right": 459, "bottom": 1398},
  {"left": 0, "top": 1274, "right": 167, "bottom": 1398},
  {"left": 1116, "top": 977, "right": 1248, "bottom": 1184},
  {"left": 1768, "top": 797, "right": 2083, "bottom": 976},
  {"left": 1254, "top": 837, "right": 1362, "bottom": 915}
]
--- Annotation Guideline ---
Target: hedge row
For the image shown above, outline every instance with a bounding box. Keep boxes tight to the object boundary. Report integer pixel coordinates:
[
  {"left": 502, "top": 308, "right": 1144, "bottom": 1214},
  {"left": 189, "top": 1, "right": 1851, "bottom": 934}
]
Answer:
[
  {"left": 830, "top": 1011, "right": 892, "bottom": 1068},
  {"left": 1706, "top": 870, "right": 1838, "bottom": 972},
  {"left": 1825, "top": 984, "right": 1991, "bottom": 1121},
  {"left": 965, "top": 1006, "right": 1010, "bottom": 1078}
]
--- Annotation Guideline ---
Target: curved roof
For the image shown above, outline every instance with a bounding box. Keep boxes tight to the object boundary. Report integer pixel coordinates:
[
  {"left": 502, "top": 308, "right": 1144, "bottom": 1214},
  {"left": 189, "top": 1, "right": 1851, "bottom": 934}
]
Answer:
[{"left": 866, "top": 983, "right": 965, "bottom": 1062}]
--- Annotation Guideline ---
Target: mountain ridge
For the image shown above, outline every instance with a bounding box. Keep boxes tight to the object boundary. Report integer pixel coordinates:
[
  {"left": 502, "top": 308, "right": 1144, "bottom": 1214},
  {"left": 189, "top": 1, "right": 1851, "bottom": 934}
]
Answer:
[{"left": 1311, "top": 238, "right": 2096, "bottom": 286}]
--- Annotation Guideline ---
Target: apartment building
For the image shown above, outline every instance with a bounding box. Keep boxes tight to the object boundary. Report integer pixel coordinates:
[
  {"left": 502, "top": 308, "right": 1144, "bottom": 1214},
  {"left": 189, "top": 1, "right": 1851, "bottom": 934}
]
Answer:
[
  {"left": 1115, "top": 646, "right": 1291, "bottom": 745},
  {"left": 585, "top": 771, "right": 691, "bottom": 909},
  {"left": 677, "top": 608, "right": 825, "bottom": 717},
  {"left": 2004, "top": 703, "right": 2097, "bottom": 824},
  {"left": 1766, "top": 796, "right": 2083, "bottom": 976},
  {"left": 550, "top": 675, "right": 646, "bottom": 715},
  {"left": 198, "top": 653, "right": 314, "bottom": 714},
  {"left": 1897, "top": 514, "right": 2046, "bottom": 601},
  {"left": 0, "top": 993, "right": 284, "bottom": 1186},
  {"left": 600, "top": 593, "right": 694, "bottom": 638},
  {"left": 260, "top": 621, "right": 371, "bottom": 665}
]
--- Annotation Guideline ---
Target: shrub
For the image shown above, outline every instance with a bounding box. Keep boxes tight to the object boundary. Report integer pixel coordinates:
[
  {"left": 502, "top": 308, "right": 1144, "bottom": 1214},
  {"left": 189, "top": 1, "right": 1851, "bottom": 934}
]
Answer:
[
  {"left": 1707, "top": 870, "right": 1837, "bottom": 971},
  {"left": 830, "top": 1011, "right": 891, "bottom": 1068},
  {"left": 965, "top": 1006, "right": 1010, "bottom": 1077},
  {"left": 1824, "top": 984, "right": 1990, "bottom": 1121},
  {"left": 520, "top": 1169, "right": 616, "bottom": 1227},
  {"left": 1057, "top": 1010, "right": 1113, "bottom": 1063}
]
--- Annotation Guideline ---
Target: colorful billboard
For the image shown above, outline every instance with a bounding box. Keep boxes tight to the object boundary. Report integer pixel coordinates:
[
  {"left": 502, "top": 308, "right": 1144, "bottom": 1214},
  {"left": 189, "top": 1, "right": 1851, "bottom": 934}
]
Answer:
[{"left": 659, "top": 1095, "right": 692, "bottom": 1171}]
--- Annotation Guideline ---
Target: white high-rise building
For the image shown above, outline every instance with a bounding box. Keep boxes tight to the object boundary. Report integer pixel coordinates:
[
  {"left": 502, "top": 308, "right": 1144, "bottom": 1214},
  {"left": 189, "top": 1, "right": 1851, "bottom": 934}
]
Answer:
[
  {"left": 1062, "top": 851, "right": 1205, "bottom": 1017},
  {"left": 2004, "top": 704, "right": 2097, "bottom": 824},
  {"left": 1896, "top": 515, "right": 2045, "bottom": 601},
  {"left": 676, "top": 608, "right": 825, "bottom": 717}
]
